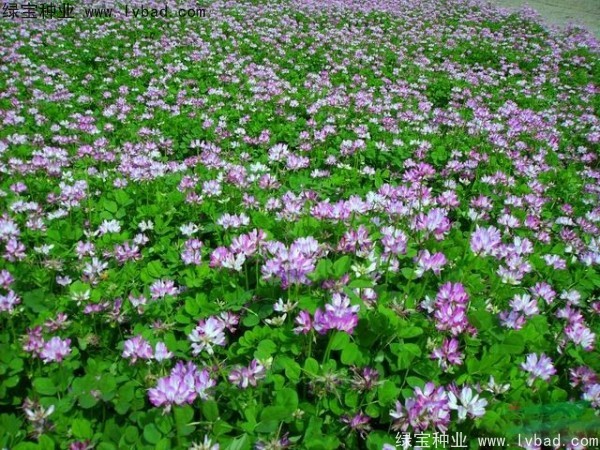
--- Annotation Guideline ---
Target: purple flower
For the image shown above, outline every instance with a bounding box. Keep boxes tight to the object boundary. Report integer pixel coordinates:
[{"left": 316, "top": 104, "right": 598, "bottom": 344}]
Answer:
[
  {"left": 470, "top": 225, "right": 501, "bottom": 256},
  {"left": 228, "top": 359, "right": 267, "bottom": 389},
  {"left": 433, "top": 283, "right": 473, "bottom": 335},
  {"left": 154, "top": 342, "right": 173, "bottom": 362},
  {"left": 338, "top": 225, "right": 373, "bottom": 256},
  {"left": 583, "top": 384, "right": 600, "bottom": 408},
  {"left": 40, "top": 337, "right": 71, "bottom": 363},
  {"left": 413, "top": 208, "right": 451, "bottom": 240},
  {"left": 341, "top": 411, "right": 371, "bottom": 438},
  {"left": 210, "top": 246, "right": 245, "bottom": 271},
  {"left": 149, "top": 279, "right": 178, "bottom": 300},
  {"left": 4, "top": 238, "right": 26, "bottom": 261},
  {"left": 293, "top": 310, "right": 312, "bottom": 334},
  {"left": 148, "top": 361, "right": 215, "bottom": 411},
  {"left": 122, "top": 336, "right": 153, "bottom": 363},
  {"left": 521, "top": 353, "right": 556, "bottom": 386},
  {"left": 69, "top": 441, "right": 93, "bottom": 450},
  {"left": 219, "top": 311, "right": 239, "bottom": 333},
  {"left": 380, "top": 226, "right": 408, "bottom": 256},
  {"left": 350, "top": 367, "right": 379, "bottom": 391},
  {"left": 390, "top": 382, "right": 450, "bottom": 433},
  {"left": 414, "top": 250, "right": 447, "bottom": 277},
  {"left": 0, "top": 290, "right": 20, "bottom": 313},
  {"left": 188, "top": 316, "right": 227, "bottom": 356},
  {"left": 181, "top": 239, "right": 203, "bottom": 265},
  {"left": 570, "top": 366, "right": 597, "bottom": 388},
  {"left": 261, "top": 237, "right": 321, "bottom": 288},
  {"left": 431, "top": 338, "right": 464, "bottom": 371},
  {"left": 23, "top": 326, "right": 44, "bottom": 355},
  {"left": 313, "top": 293, "right": 360, "bottom": 335},
  {"left": 530, "top": 282, "right": 556, "bottom": 304},
  {"left": 565, "top": 323, "right": 595, "bottom": 351},
  {"left": 0, "top": 269, "right": 14, "bottom": 289}
]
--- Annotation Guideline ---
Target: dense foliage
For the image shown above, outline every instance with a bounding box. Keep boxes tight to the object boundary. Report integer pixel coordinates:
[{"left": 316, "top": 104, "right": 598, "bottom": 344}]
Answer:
[{"left": 0, "top": 0, "right": 599, "bottom": 448}]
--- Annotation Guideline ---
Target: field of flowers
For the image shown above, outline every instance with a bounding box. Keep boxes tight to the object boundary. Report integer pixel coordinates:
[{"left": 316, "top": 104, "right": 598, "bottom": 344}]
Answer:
[{"left": 0, "top": 0, "right": 599, "bottom": 448}]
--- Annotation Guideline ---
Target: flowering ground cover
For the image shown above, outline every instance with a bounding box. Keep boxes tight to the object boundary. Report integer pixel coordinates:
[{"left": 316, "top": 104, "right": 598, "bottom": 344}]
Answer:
[{"left": 0, "top": 0, "right": 599, "bottom": 449}]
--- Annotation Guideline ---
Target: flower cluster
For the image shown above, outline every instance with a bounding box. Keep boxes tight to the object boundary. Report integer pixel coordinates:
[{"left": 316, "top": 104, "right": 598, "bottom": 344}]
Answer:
[
  {"left": 294, "top": 293, "right": 360, "bottom": 335},
  {"left": 433, "top": 283, "right": 475, "bottom": 336},
  {"left": 148, "top": 361, "right": 216, "bottom": 411}
]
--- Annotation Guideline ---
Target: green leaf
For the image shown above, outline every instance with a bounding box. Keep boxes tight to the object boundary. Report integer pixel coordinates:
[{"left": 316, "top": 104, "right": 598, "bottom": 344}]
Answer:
[
  {"left": 406, "top": 376, "right": 425, "bottom": 389},
  {"left": 500, "top": 333, "right": 524, "bottom": 354},
  {"left": 146, "top": 260, "right": 165, "bottom": 279},
  {"left": 275, "top": 388, "right": 298, "bottom": 413},
  {"left": 255, "top": 339, "right": 277, "bottom": 360},
  {"left": 396, "top": 325, "right": 423, "bottom": 339},
  {"left": 78, "top": 393, "right": 99, "bottom": 409},
  {"left": 23, "top": 289, "right": 49, "bottom": 313},
  {"left": 348, "top": 279, "right": 373, "bottom": 289},
  {"left": 242, "top": 314, "right": 260, "bottom": 327},
  {"left": 311, "top": 259, "right": 333, "bottom": 281},
  {"left": 341, "top": 343, "right": 362, "bottom": 365},
  {"left": 71, "top": 418, "right": 93, "bottom": 439},
  {"left": 304, "top": 357, "right": 319, "bottom": 376},
  {"left": 377, "top": 380, "right": 400, "bottom": 406},
  {"left": 400, "top": 267, "right": 415, "bottom": 280},
  {"left": 12, "top": 444, "right": 39, "bottom": 450},
  {"left": 392, "top": 343, "right": 421, "bottom": 370},
  {"left": 225, "top": 434, "right": 251, "bottom": 450},
  {"left": 103, "top": 200, "right": 118, "bottom": 213},
  {"left": 33, "top": 378, "right": 56, "bottom": 396},
  {"left": 201, "top": 400, "right": 219, "bottom": 422},
  {"left": 329, "top": 332, "right": 350, "bottom": 350},
  {"left": 282, "top": 358, "right": 301, "bottom": 383},
  {"left": 184, "top": 298, "right": 200, "bottom": 316},
  {"left": 123, "top": 426, "right": 139, "bottom": 444},
  {"left": 38, "top": 435, "right": 55, "bottom": 449},
  {"left": 333, "top": 256, "right": 351, "bottom": 277},
  {"left": 174, "top": 405, "right": 195, "bottom": 436},
  {"left": 260, "top": 405, "right": 289, "bottom": 422},
  {"left": 143, "top": 423, "right": 162, "bottom": 444}
]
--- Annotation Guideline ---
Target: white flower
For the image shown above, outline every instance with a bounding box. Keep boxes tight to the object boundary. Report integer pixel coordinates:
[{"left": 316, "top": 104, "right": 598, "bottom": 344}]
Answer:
[
  {"left": 273, "top": 298, "right": 297, "bottom": 313},
  {"left": 448, "top": 386, "right": 488, "bottom": 421},
  {"left": 484, "top": 376, "right": 510, "bottom": 395},
  {"left": 180, "top": 223, "right": 199, "bottom": 236},
  {"left": 33, "top": 244, "right": 54, "bottom": 255},
  {"left": 98, "top": 219, "right": 121, "bottom": 235},
  {"left": 138, "top": 220, "right": 154, "bottom": 232},
  {"left": 265, "top": 314, "right": 287, "bottom": 326}
]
